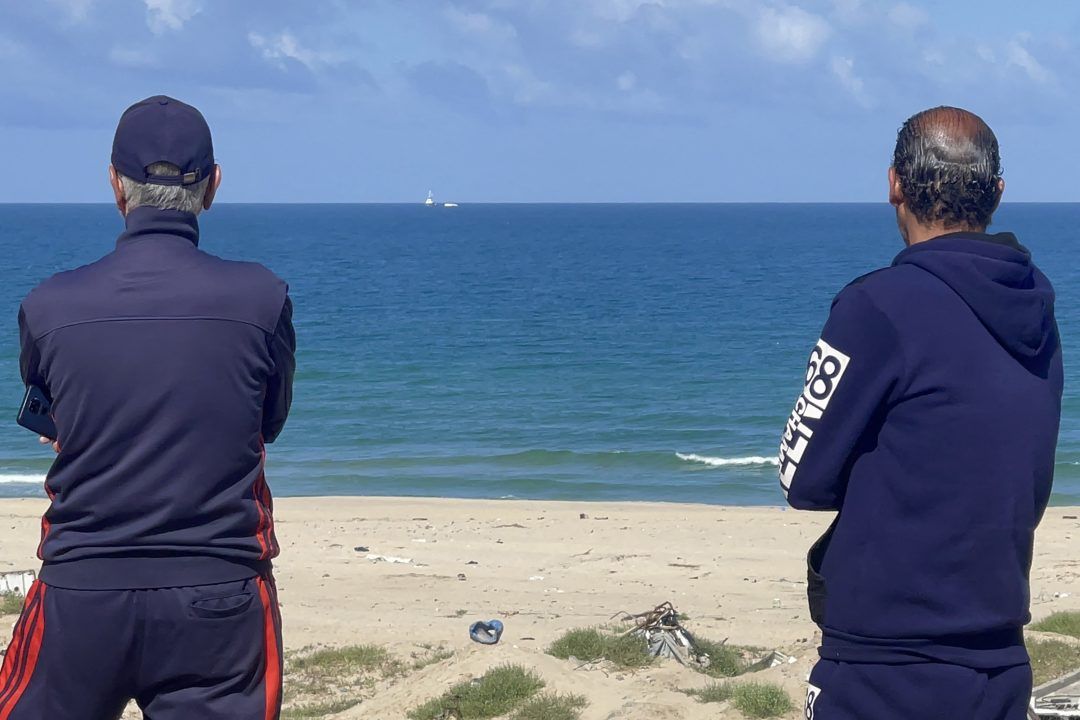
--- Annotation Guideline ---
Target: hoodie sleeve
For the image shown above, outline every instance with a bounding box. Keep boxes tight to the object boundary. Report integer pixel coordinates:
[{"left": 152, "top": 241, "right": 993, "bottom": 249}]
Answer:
[
  {"left": 18, "top": 305, "right": 49, "bottom": 398},
  {"left": 262, "top": 295, "right": 295, "bottom": 443},
  {"left": 779, "top": 284, "right": 902, "bottom": 510}
]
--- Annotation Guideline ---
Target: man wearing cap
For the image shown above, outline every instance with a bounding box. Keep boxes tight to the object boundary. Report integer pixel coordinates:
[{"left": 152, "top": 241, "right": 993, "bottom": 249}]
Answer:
[{"left": 0, "top": 96, "right": 294, "bottom": 719}]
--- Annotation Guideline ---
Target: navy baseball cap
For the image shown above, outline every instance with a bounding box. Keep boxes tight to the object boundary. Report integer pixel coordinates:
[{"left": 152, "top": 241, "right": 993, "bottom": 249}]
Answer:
[{"left": 111, "top": 95, "right": 215, "bottom": 186}]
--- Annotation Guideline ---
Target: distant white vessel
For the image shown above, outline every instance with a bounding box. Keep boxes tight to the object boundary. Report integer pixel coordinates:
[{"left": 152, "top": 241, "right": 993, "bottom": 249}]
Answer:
[
  {"left": 425, "top": 190, "right": 436, "bottom": 206},
  {"left": 443, "top": 202, "right": 458, "bottom": 208}
]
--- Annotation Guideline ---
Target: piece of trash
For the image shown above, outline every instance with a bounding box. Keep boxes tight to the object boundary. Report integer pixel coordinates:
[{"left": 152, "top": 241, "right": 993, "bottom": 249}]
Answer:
[
  {"left": 529, "top": 576, "right": 545, "bottom": 581},
  {"left": 615, "top": 601, "right": 707, "bottom": 667},
  {"left": 366, "top": 554, "right": 412, "bottom": 564},
  {"left": 1032, "top": 667, "right": 1080, "bottom": 718},
  {"left": 466, "top": 561, "right": 479, "bottom": 565},
  {"left": 353, "top": 546, "right": 370, "bottom": 553},
  {"left": 469, "top": 620, "right": 504, "bottom": 645},
  {"left": 1064, "top": 515, "right": 1078, "bottom": 520},
  {"left": 579, "top": 513, "right": 588, "bottom": 520},
  {"left": 746, "top": 650, "right": 795, "bottom": 672},
  {"left": 457, "top": 573, "right": 467, "bottom": 581},
  {"left": 0, "top": 570, "right": 36, "bottom": 595},
  {"left": 412, "top": 539, "right": 428, "bottom": 543}
]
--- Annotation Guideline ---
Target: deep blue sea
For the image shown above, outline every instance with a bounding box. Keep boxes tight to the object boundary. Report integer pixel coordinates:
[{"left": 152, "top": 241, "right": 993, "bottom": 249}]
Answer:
[{"left": 0, "top": 204, "right": 1078, "bottom": 505}]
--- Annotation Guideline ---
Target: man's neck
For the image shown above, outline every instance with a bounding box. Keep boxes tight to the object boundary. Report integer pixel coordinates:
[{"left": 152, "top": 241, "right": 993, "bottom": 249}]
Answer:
[{"left": 904, "top": 222, "right": 986, "bottom": 247}]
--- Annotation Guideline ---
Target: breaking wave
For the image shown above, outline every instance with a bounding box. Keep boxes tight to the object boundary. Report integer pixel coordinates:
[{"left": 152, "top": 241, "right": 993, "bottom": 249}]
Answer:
[{"left": 676, "top": 453, "right": 779, "bottom": 468}]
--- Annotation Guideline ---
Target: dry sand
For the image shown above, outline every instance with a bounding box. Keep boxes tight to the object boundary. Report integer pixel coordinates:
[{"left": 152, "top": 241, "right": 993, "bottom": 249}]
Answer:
[{"left": 1, "top": 497, "right": 1079, "bottom": 719}]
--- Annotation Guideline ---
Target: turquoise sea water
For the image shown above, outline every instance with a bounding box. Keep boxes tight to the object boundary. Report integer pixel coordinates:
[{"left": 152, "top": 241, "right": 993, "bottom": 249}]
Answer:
[{"left": 0, "top": 203, "right": 1078, "bottom": 505}]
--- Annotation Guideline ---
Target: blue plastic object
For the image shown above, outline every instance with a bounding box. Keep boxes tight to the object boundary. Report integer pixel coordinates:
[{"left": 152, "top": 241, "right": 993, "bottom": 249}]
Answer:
[{"left": 469, "top": 619, "right": 504, "bottom": 645}]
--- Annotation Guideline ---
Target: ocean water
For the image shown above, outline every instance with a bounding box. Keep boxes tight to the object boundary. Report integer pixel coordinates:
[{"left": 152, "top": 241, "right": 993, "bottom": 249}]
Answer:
[{"left": 0, "top": 203, "right": 1078, "bottom": 505}]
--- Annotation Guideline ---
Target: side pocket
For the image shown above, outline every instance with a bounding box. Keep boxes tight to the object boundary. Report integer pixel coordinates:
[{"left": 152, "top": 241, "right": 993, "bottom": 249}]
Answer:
[
  {"left": 807, "top": 518, "right": 837, "bottom": 626},
  {"left": 189, "top": 592, "right": 255, "bottom": 620}
]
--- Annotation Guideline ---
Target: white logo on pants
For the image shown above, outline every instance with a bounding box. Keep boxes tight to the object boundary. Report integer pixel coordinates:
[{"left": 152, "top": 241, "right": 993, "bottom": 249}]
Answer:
[{"left": 805, "top": 682, "right": 822, "bottom": 719}]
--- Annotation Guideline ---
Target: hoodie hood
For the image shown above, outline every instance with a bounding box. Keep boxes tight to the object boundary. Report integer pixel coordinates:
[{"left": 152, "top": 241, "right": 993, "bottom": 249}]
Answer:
[{"left": 894, "top": 232, "right": 1056, "bottom": 359}]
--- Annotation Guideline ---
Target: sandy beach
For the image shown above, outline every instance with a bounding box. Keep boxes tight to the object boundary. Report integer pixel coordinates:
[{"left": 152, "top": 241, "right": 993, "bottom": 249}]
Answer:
[{"left": 1, "top": 497, "right": 1078, "bottom": 719}]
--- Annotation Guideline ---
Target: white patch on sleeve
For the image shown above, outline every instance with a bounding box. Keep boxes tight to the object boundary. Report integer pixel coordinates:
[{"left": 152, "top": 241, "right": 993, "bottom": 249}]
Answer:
[
  {"left": 805, "top": 682, "right": 822, "bottom": 719},
  {"left": 779, "top": 338, "right": 851, "bottom": 494}
]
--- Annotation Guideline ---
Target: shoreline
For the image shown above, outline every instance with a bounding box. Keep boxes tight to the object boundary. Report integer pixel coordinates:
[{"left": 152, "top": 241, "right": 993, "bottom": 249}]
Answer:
[{"left": 2, "top": 497, "right": 1079, "bottom": 718}]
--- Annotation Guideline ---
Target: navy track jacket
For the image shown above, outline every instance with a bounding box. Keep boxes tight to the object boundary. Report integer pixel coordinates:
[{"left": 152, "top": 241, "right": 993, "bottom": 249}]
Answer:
[
  {"left": 19, "top": 207, "right": 295, "bottom": 590},
  {"left": 779, "top": 231, "right": 1062, "bottom": 667}
]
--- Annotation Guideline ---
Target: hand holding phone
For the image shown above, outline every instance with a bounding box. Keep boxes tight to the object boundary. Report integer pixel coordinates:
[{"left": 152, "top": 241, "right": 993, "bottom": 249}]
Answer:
[{"left": 17, "top": 385, "right": 57, "bottom": 441}]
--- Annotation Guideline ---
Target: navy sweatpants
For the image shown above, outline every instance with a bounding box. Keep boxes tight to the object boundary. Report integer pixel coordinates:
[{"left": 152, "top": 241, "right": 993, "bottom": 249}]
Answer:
[
  {"left": 805, "top": 659, "right": 1032, "bottom": 720},
  {"left": 0, "top": 576, "right": 282, "bottom": 720}
]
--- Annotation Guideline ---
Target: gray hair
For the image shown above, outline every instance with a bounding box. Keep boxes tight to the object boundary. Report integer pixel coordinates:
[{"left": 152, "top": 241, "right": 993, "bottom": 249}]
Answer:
[
  {"left": 892, "top": 106, "right": 1002, "bottom": 229},
  {"left": 120, "top": 162, "right": 210, "bottom": 215}
]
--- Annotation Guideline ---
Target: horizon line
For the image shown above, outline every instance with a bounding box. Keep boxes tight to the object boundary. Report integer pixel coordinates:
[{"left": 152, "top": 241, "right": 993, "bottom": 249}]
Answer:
[{"left": 2, "top": 200, "right": 1078, "bottom": 206}]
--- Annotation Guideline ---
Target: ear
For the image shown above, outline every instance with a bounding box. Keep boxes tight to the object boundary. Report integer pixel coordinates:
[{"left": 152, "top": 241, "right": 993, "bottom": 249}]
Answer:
[
  {"left": 202, "top": 164, "right": 222, "bottom": 211},
  {"left": 108, "top": 165, "right": 127, "bottom": 217},
  {"left": 992, "top": 177, "right": 1006, "bottom": 213},
  {"left": 888, "top": 166, "right": 905, "bottom": 209}
]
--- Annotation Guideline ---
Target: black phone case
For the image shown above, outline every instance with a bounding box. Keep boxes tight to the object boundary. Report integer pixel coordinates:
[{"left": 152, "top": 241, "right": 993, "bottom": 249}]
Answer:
[{"left": 17, "top": 385, "right": 57, "bottom": 440}]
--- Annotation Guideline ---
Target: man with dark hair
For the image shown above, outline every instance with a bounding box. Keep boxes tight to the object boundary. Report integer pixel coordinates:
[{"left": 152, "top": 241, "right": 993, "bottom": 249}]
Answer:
[
  {"left": 0, "top": 96, "right": 294, "bottom": 719},
  {"left": 779, "top": 106, "right": 1061, "bottom": 718}
]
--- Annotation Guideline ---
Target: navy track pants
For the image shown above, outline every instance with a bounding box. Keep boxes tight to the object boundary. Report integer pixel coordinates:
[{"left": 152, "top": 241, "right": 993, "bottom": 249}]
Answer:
[
  {"left": 0, "top": 576, "right": 282, "bottom": 720},
  {"left": 805, "top": 659, "right": 1032, "bottom": 720}
]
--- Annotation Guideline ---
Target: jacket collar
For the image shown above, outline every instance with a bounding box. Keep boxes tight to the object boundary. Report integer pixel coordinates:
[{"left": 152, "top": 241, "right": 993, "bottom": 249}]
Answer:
[
  {"left": 894, "top": 231, "right": 1027, "bottom": 266},
  {"left": 117, "top": 206, "right": 200, "bottom": 248}
]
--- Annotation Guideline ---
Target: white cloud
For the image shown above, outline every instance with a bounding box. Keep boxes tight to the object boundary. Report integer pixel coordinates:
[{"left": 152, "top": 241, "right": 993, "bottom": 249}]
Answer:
[
  {"left": 830, "top": 55, "right": 871, "bottom": 107},
  {"left": 616, "top": 71, "right": 637, "bottom": 91},
  {"left": 589, "top": 0, "right": 659, "bottom": 23},
  {"left": 887, "top": 2, "right": 928, "bottom": 31},
  {"left": 445, "top": 7, "right": 517, "bottom": 41},
  {"left": 249, "top": 31, "right": 340, "bottom": 72},
  {"left": 144, "top": 0, "right": 200, "bottom": 34},
  {"left": 1006, "top": 39, "right": 1051, "bottom": 84},
  {"left": 756, "top": 4, "right": 831, "bottom": 64},
  {"left": 829, "top": 0, "right": 864, "bottom": 23}
]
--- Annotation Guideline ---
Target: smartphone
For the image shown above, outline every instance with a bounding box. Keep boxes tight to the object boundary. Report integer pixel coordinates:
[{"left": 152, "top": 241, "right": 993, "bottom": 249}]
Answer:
[{"left": 17, "top": 385, "right": 57, "bottom": 441}]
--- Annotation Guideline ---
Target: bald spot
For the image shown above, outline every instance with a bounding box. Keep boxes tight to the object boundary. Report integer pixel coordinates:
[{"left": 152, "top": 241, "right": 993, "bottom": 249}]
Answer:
[{"left": 904, "top": 107, "right": 997, "bottom": 166}]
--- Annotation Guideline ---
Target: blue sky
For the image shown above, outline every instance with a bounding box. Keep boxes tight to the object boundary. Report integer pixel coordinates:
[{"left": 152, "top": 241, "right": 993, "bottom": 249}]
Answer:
[{"left": 1, "top": 0, "right": 1078, "bottom": 202}]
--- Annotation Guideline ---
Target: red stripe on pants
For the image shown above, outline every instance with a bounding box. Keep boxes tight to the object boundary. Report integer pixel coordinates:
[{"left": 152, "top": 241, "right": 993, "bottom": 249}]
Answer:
[
  {"left": 257, "top": 576, "right": 282, "bottom": 720},
  {"left": 0, "top": 583, "right": 46, "bottom": 718}
]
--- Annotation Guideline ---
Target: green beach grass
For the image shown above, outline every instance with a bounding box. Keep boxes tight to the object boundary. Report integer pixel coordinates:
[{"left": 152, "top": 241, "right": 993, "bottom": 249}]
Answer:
[
  {"left": 510, "top": 692, "right": 588, "bottom": 720},
  {"left": 685, "top": 680, "right": 794, "bottom": 718},
  {"left": 408, "top": 665, "right": 546, "bottom": 720},
  {"left": 1032, "top": 611, "right": 1080, "bottom": 640},
  {"left": 0, "top": 592, "right": 24, "bottom": 616},
  {"left": 283, "top": 644, "right": 405, "bottom": 717},
  {"left": 547, "top": 628, "right": 652, "bottom": 669},
  {"left": 1029, "top": 638, "right": 1080, "bottom": 686}
]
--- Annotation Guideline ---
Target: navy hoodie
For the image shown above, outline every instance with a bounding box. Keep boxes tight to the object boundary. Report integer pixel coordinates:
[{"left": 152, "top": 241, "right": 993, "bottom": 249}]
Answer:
[
  {"left": 19, "top": 207, "right": 295, "bottom": 590},
  {"left": 779, "top": 231, "right": 1062, "bottom": 667}
]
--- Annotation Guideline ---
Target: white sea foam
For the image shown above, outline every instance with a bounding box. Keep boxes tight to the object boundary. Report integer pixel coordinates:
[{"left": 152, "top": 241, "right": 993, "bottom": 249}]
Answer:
[
  {"left": 676, "top": 453, "right": 779, "bottom": 467},
  {"left": 0, "top": 474, "right": 44, "bottom": 485}
]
